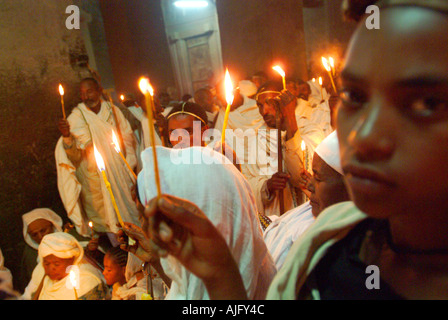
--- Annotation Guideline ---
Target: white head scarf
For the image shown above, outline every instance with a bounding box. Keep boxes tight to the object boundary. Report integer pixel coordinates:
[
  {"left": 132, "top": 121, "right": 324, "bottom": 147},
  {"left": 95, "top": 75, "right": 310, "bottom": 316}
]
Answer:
[
  {"left": 137, "top": 146, "right": 276, "bottom": 300},
  {"left": 314, "top": 130, "right": 343, "bottom": 175},
  {"left": 38, "top": 232, "right": 84, "bottom": 266},
  {"left": 22, "top": 208, "right": 63, "bottom": 249},
  {"left": 238, "top": 80, "right": 258, "bottom": 97}
]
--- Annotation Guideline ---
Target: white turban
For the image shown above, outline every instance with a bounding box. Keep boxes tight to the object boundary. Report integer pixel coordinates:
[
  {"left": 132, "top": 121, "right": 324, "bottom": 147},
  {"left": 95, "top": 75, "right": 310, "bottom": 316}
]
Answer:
[
  {"left": 238, "top": 80, "right": 258, "bottom": 97},
  {"left": 22, "top": 208, "right": 63, "bottom": 249},
  {"left": 38, "top": 232, "right": 84, "bottom": 265},
  {"left": 314, "top": 130, "right": 343, "bottom": 175}
]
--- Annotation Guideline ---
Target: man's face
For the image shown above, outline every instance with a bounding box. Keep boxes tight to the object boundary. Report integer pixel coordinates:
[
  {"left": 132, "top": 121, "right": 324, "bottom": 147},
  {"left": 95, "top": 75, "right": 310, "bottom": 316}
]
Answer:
[
  {"left": 307, "top": 154, "right": 349, "bottom": 217},
  {"left": 257, "top": 91, "right": 281, "bottom": 128},
  {"left": 28, "top": 219, "right": 53, "bottom": 245},
  {"left": 168, "top": 114, "right": 205, "bottom": 148},
  {"left": 43, "top": 254, "right": 74, "bottom": 281},
  {"left": 298, "top": 83, "right": 311, "bottom": 101},
  {"left": 80, "top": 80, "right": 102, "bottom": 109},
  {"left": 337, "top": 7, "right": 448, "bottom": 219}
]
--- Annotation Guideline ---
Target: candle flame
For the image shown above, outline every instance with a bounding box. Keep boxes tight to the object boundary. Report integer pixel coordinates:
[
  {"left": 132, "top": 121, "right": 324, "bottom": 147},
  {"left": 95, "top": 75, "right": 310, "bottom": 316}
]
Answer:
[
  {"left": 319, "top": 77, "right": 323, "bottom": 86},
  {"left": 301, "top": 140, "right": 306, "bottom": 151},
  {"left": 69, "top": 269, "right": 77, "bottom": 288},
  {"left": 224, "top": 69, "right": 234, "bottom": 106},
  {"left": 93, "top": 144, "right": 105, "bottom": 171},
  {"left": 312, "top": 78, "right": 316, "bottom": 82},
  {"left": 88, "top": 221, "right": 93, "bottom": 228},
  {"left": 321, "top": 57, "right": 331, "bottom": 72},
  {"left": 120, "top": 94, "right": 125, "bottom": 101},
  {"left": 111, "top": 130, "right": 121, "bottom": 153},
  {"left": 329, "top": 57, "right": 335, "bottom": 69},
  {"left": 138, "top": 77, "right": 154, "bottom": 97},
  {"left": 272, "top": 65, "right": 285, "bottom": 78},
  {"left": 59, "top": 84, "right": 64, "bottom": 96}
]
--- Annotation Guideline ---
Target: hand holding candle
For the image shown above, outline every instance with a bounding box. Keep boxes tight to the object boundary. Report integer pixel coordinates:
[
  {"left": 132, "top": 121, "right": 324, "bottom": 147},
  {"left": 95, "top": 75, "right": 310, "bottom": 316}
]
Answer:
[{"left": 221, "top": 69, "right": 234, "bottom": 153}]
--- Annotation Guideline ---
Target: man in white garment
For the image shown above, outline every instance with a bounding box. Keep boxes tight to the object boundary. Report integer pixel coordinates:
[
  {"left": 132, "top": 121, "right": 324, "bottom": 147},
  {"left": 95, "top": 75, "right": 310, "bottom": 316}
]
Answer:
[
  {"left": 263, "top": 131, "right": 349, "bottom": 270},
  {"left": 135, "top": 146, "right": 277, "bottom": 299},
  {"left": 240, "top": 81, "right": 309, "bottom": 217},
  {"left": 55, "top": 78, "right": 140, "bottom": 241}
]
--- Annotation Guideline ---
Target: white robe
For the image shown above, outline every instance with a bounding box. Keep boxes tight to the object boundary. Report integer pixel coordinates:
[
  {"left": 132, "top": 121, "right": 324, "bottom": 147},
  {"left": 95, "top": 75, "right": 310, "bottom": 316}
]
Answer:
[
  {"left": 137, "top": 146, "right": 277, "bottom": 300},
  {"left": 263, "top": 201, "right": 315, "bottom": 270},
  {"left": 55, "top": 101, "right": 139, "bottom": 236}
]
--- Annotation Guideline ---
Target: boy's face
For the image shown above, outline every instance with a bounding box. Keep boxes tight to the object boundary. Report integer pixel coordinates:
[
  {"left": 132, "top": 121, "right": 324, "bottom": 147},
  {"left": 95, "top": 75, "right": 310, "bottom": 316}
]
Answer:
[{"left": 337, "top": 7, "right": 448, "bottom": 218}]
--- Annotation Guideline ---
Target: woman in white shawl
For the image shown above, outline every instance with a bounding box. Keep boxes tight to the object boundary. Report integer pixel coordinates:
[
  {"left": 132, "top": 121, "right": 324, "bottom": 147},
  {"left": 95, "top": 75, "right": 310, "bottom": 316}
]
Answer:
[
  {"left": 21, "top": 232, "right": 107, "bottom": 300},
  {"left": 19, "top": 208, "right": 64, "bottom": 291},
  {"left": 135, "top": 146, "right": 276, "bottom": 300}
]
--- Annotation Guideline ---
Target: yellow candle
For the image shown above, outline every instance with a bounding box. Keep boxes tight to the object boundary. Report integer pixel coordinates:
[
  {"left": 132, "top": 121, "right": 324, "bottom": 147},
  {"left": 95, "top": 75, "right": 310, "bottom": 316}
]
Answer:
[
  {"left": 141, "top": 293, "right": 153, "bottom": 300},
  {"left": 301, "top": 140, "right": 309, "bottom": 172},
  {"left": 59, "top": 84, "right": 66, "bottom": 119},
  {"left": 272, "top": 65, "right": 286, "bottom": 90},
  {"left": 93, "top": 144, "right": 125, "bottom": 227},
  {"left": 318, "top": 77, "right": 324, "bottom": 101},
  {"left": 112, "top": 130, "right": 137, "bottom": 180},
  {"left": 321, "top": 57, "right": 337, "bottom": 94},
  {"left": 221, "top": 69, "right": 234, "bottom": 153},
  {"left": 329, "top": 57, "right": 335, "bottom": 76},
  {"left": 139, "top": 77, "right": 162, "bottom": 199},
  {"left": 69, "top": 269, "right": 79, "bottom": 300}
]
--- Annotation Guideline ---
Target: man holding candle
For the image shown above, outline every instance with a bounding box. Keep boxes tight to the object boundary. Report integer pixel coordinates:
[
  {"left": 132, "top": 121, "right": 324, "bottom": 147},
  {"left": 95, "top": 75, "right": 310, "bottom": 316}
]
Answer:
[
  {"left": 241, "top": 81, "right": 306, "bottom": 217},
  {"left": 55, "top": 78, "right": 140, "bottom": 244}
]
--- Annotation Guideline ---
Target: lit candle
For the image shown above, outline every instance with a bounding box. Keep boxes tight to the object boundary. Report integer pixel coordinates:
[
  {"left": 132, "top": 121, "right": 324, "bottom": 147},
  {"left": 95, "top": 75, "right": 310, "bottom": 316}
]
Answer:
[
  {"left": 318, "top": 77, "right": 324, "bottom": 101},
  {"left": 301, "top": 140, "right": 309, "bottom": 172},
  {"left": 59, "top": 84, "right": 66, "bottom": 119},
  {"left": 120, "top": 94, "right": 125, "bottom": 102},
  {"left": 329, "top": 57, "right": 335, "bottom": 76},
  {"left": 88, "top": 221, "right": 94, "bottom": 238},
  {"left": 321, "top": 57, "right": 337, "bottom": 94},
  {"left": 112, "top": 129, "right": 137, "bottom": 180},
  {"left": 221, "top": 69, "right": 234, "bottom": 154},
  {"left": 69, "top": 269, "right": 79, "bottom": 300},
  {"left": 272, "top": 65, "right": 286, "bottom": 90},
  {"left": 93, "top": 144, "right": 125, "bottom": 227},
  {"left": 312, "top": 78, "right": 316, "bottom": 83},
  {"left": 138, "top": 77, "right": 162, "bottom": 199}
]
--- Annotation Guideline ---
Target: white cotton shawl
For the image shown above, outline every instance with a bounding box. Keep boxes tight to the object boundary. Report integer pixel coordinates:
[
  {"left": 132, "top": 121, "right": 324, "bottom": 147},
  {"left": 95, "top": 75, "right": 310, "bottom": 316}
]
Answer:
[
  {"left": 266, "top": 201, "right": 367, "bottom": 299},
  {"left": 263, "top": 201, "right": 315, "bottom": 271},
  {"left": 21, "top": 232, "right": 105, "bottom": 300},
  {"left": 137, "top": 146, "right": 277, "bottom": 300},
  {"left": 55, "top": 101, "right": 140, "bottom": 236},
  {"left": 22, "top": 208, "right": 63, "bottom": 250}
]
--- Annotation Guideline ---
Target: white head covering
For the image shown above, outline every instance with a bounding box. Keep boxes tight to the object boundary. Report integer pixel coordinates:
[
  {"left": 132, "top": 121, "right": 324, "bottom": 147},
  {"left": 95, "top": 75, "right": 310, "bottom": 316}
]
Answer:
[
  {"left": 314, "top": 130, "right": 343, "bottom": 175},
  {"left": 238, "top": 80, "right": 258, "bottom": 97},
  {"left": 22, "top": 208, "right": 63, "bottom": 249},
  {"left": 137, "top": 146, "right": 276, "bottom": 300},
  {"left": 38, "top": 232, "right": 84, "bottom": 266}
]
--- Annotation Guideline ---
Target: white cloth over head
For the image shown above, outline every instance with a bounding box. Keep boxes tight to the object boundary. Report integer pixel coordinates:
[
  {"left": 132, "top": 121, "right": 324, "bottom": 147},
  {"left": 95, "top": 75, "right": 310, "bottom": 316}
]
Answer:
[
  {"left": 38, "top": 232, "right": 84, "bottom": 265},
  {"left": 22, "top": 208, "right": 63, "bottom": 250},
  {"left": 137, "top": 146, "right": 277, "bottom": 300},
  {"left": 314, "top": 130, "right": 343, "bottom": 175}
]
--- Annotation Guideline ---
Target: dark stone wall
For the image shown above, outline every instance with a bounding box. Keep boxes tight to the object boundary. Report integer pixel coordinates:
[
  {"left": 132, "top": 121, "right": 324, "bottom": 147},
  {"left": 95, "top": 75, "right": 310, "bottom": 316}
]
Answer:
[
  {"left": 0, "top": 0, "right": 88, "bottom": 291},
  {"left": 216, "top": 0, "right": 308, "bottom": 82}
]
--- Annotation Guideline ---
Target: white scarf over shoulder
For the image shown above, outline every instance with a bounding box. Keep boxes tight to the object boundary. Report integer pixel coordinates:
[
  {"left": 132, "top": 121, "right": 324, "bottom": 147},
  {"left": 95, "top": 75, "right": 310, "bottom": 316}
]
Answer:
[
  {"left": 55, "top": 102, "right": 139, "bottom": 236},
  {"left": 137, "top": 146, "right": 277, "bottom": 300}
]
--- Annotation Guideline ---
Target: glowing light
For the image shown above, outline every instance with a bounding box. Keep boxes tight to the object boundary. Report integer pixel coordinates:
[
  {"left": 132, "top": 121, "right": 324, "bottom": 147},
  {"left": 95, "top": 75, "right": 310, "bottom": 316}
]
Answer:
[
  {"left": 111, "top": 130, "right": 121, "bottom": 153},
  {"left": 174, "top": 1, "right": 209, "bottom": 8},
  {"left": 93, "top": 144, "right": 105, "bottom": 172},
  {"left": 321, "top": 57, "right": 331, "bottom": 72},
  {"left": 120, "top": 94, "right": 124, "bottom": 101},
  {"left": 224, "top": 69, "right": 234, "bottom": 106},
  {"left": 59, "top": 84, "right": 64, "bottom": 96}
]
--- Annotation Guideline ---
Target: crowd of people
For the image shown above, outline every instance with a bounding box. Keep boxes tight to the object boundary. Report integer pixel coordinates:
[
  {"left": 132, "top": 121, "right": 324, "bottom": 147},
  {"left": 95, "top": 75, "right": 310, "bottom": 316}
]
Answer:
[{"left": 1, "top": 0, "right": 447, "bottom": 300}]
